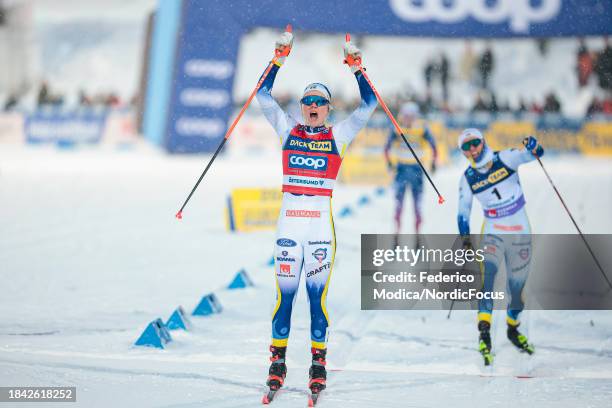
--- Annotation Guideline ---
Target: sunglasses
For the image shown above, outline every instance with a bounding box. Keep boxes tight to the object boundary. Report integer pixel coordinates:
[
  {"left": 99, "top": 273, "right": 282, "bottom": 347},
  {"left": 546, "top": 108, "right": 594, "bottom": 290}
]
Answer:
[
  {"left": 300, "top": 95, "right": 330, "bottom": 107},
  {"left": 461, "top": 138, "right": 482, "bottom": 151}
]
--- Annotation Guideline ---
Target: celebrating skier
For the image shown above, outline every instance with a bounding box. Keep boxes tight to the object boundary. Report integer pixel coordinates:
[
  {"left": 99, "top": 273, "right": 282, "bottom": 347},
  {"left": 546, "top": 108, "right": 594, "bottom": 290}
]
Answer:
[
  {"left": 457, "top": 128, "right": 542, "bottom": 366},
  {"left": 384, "top": 102, "right": 438, "bottom": 237},
  {"left": 256, "top": 29, "right": 377, "bottom": 403}
]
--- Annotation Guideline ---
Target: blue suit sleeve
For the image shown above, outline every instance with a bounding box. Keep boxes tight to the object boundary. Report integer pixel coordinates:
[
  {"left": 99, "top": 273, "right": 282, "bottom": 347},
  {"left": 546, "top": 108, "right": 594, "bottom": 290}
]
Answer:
[
  {"left": 384, "top": 129, "right": 396, "bottom": 154},
  {"left": 255, "top": 63, "right": 296, "bottom": 143},
  {"left": 355, "top": 70, "right": 377, "bottom": 106},
  {"left": 333, "top": 70, "right": 378, "bottom": 149}
]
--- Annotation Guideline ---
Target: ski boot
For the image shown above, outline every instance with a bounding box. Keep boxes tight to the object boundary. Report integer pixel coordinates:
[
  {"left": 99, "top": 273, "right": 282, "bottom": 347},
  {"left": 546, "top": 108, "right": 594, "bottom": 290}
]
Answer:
[
  {"left": 308, "top": 348, "right": 327, "bottom": 406},
  {"left": 507, "top": 324, "right": 534, "bottom": 355},
  {"left": 262, "top": 346, "right": 286, "bottom": 404},
  {"left": 478, "top": 320, "right": 493, "bottom": 366}
]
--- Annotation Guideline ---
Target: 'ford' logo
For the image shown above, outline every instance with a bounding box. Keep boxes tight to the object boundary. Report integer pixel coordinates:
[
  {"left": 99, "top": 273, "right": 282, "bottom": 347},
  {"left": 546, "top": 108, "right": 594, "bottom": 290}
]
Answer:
[{"left": 277, "top": 238, "right": 297, "bottom": 247}]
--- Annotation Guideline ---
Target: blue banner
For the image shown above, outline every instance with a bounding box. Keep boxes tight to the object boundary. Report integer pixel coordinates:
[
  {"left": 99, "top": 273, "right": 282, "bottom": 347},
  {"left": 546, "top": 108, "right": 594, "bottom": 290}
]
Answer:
[
  {"left": 235, "top": 0, "right": 612, "bottom": 38},
  {"left": 162, "top": 1, "right": 244, "bottom": 153},
  {"left": 147, "top": 0, "right": 612, "bottom": 153},
  {"left": 25, "top": 110, "right": 107, "bottom": 145}
]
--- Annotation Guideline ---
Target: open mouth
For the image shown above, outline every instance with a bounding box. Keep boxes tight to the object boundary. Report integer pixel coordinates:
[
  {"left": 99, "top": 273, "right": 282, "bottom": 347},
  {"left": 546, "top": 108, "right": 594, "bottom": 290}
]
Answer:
[{"left": 309, "top": 112, "right": 318, "bottom": 120}]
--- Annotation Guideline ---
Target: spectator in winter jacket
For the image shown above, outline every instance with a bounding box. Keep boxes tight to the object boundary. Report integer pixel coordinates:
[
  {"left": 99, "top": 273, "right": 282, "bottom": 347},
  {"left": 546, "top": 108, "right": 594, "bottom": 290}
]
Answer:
[
  {"left": 479, "top": 46, "right": 494, "bottom": 89},
  {"left": 595, "top": 37, "right": 612, "bottom": 90},
  {"left": 576, "top": 38, "right": 594, "bottom": 87}
]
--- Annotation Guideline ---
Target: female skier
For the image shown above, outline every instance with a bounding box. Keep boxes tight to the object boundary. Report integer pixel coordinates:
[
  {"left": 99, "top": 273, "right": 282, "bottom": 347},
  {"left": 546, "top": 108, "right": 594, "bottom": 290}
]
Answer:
[{"left": 256, "top": 29, "right": 377, "bottom": 401}]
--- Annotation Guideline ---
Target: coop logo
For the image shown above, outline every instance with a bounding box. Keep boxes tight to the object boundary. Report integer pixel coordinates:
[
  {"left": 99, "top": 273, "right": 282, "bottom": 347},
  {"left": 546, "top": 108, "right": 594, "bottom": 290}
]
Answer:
[
  {"left": 312, "top": 248, "right": 327, "bottom": 263},
  {"left": 389, "top": 0, "right": 561, "bottom": 33},
  {"left": 289, "top": 154, "right": 328, "bottom": 171},
  {"left": 184, "top": 59, "right": 234, "bottom": 79},
  {"left": 176, "top": 117, "right": 225, "bottom": 138},
  {"left": 180, "top": 88, "right": 230, "bottom": 108}
]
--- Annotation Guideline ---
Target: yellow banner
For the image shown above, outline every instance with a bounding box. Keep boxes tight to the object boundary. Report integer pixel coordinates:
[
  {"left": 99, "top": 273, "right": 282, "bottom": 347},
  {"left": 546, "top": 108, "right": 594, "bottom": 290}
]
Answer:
[
  {"left": 579, "top": 122, "right": 612, "bottom": 155},
  {"left": 226, "top": 188, "right": 282, "bottom": 232},
  {"left": 340, "top": 120, "right": 449, "bottom": 185},
  {"left": 339, "top": 153, "right": 392, "bottom": 185},
  {"left": 485, "top": 121, "right": 536, "bottom": 150}
]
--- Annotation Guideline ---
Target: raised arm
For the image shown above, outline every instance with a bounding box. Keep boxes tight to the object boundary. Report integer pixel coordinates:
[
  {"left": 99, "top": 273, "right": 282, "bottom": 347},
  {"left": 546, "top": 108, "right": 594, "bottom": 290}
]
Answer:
[
  {"left": 255, "top": 29, "right": 297, "bottom": 143},
  {"left": 333, "top": 41, "right": 378, "bottom": 151},
  {"left": 499, "top": 135, "right": 544, "bottom": 170}
]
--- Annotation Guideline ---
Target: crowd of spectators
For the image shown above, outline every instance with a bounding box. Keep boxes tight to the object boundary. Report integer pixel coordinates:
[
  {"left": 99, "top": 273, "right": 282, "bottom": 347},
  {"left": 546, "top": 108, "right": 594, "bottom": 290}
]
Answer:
[
  {"left": 415, "top": 37, "right": 611, "bottom": 119},
  {"left": 2, "top": 80, "right": 132, "bottom": 112},
  {"left": 575, "top": 37, "right": 612, "bottom": 117},
  {"left": 4, "top": 38, "right": 612, "bottom": 120}
]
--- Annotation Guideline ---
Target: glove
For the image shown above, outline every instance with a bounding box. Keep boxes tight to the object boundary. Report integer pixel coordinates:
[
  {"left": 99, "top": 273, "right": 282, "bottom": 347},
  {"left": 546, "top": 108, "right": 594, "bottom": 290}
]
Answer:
[
  {"left": 523, "top": 135, "right": 544, "bottom": 157},
  {"left": 273, "top": 30, "right": 293, "bottom": 66},
  {"left": 386, "top": 160, "right": 394, "bottom": 172},
  {"left": 431, "top": 161, "right": 437, "bottom": 174},
  {"left": 343, "top": 41, "right": 363, "bottom": 74}
]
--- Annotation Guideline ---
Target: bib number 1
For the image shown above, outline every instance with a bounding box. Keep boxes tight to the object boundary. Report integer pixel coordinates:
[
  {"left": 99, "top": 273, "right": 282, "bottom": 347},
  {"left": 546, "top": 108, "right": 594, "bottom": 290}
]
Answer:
[{"left": 491, "top": 187, "right": 502, "bottom": 200}]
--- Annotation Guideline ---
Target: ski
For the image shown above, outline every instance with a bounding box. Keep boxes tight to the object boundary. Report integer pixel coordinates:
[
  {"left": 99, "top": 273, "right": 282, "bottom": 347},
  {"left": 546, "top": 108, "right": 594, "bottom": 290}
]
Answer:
[
  {"left": 262, "top": 389, "right": 279, "bottom": 404},
  {"left": 308, "top": 390, "right": 321, "bottom": 407},
  {"left": 307, "top": 380, "right": 326, "bottom": 407}
]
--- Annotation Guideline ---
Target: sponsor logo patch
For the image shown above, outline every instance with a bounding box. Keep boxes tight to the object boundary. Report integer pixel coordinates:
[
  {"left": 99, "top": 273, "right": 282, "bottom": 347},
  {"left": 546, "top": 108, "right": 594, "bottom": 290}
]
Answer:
[
  {"left": 288, "top": 177, "right": 326, "bottom": 186},
  {"left": 306, "top": 262, "right": 331, "bottom": 277},
  {"left": 471, "top": 168, "right": 510, "bottom": 190},
  {"left": 286, "top": 210, "right": 321, "bottom": 218},
  {"left": 277, "top": 238, "right": 297, "bottom": 247},
  {"left": 492, "top": 224, "right": 524, "bottom": 232},
  {"left": 288, "top": 154, "right": 328, "bottom": 170},
  {"left": 279, "top": 264, "right": 291, "bottom": 274},
  {"left": 312, "top": 248, "right": 328, "bottom": 263},
  {"left": 289, "top": 139, "right": 332, "bottom": 152}
]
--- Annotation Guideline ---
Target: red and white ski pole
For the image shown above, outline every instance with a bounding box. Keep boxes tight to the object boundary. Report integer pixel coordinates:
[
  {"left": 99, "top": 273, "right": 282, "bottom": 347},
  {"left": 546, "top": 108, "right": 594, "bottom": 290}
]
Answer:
[
  {"left": 345, "top": 33, "right": 445, "bottom": 204},
  {"left": 175, "top": 25, "right": 292, "bottom": 220}
]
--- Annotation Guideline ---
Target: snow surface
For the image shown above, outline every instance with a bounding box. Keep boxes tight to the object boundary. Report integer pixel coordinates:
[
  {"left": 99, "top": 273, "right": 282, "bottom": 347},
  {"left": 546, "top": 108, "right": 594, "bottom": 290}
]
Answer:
[{"left": 1, "top": 144, "right": 611, "bottom": 407}]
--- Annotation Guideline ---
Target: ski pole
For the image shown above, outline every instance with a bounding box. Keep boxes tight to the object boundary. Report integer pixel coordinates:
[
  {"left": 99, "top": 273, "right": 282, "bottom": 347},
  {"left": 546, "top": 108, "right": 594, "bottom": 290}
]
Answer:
[
  {"left": 446, "top": 291, "right": 457, "bottom": 319},
  {"left": 175, "top": 25, "right": 292, "bottom": 220},
  {"left": 345, "top": 33, "right": 445, "bottom": 204},
  {"left": 534, "top": 155, "right": 611, "bottom": 290}
]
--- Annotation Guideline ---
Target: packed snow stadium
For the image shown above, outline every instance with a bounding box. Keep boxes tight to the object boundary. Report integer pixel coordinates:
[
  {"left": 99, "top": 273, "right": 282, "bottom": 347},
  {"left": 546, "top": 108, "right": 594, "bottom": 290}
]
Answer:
[{"left": 1, "top": 0, "right": 611, "bottom": 407}]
